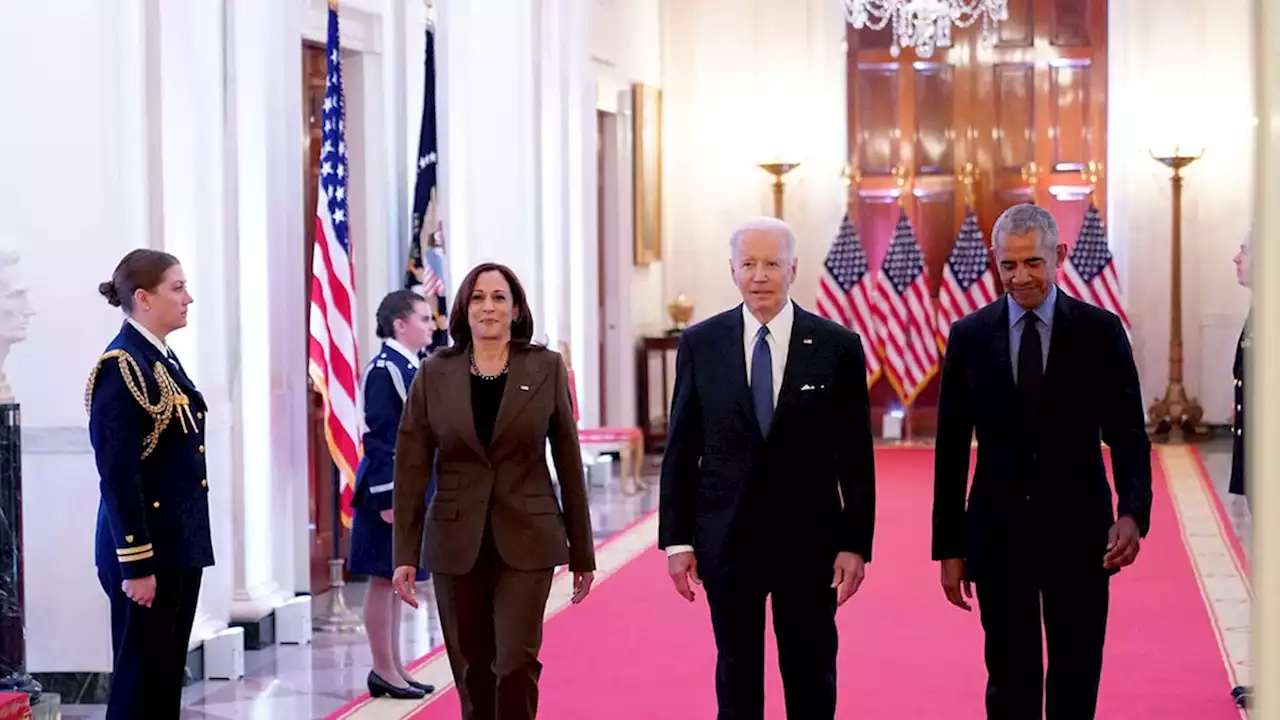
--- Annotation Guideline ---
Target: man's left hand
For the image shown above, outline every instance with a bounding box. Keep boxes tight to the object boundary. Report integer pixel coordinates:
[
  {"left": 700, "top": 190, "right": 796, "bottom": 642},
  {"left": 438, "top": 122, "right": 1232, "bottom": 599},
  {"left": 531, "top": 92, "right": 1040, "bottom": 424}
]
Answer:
[
  {"left": 1103, "top": 516, "right": 1140, "bottom": 570},
  {"left": 832, "top": 552, "right": 865, "bottom": 606}
]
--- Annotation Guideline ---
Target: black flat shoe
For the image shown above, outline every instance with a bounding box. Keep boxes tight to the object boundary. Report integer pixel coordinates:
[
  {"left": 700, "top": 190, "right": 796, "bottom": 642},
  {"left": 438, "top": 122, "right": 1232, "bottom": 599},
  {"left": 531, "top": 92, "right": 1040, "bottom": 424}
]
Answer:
[
  {"left": 406, "top": 679, "right": 436, "bottom": 694},
  {"left": 1232, "top": 685, "right": 1251, "bottom": 708},
  {"left": 368, "top": 671, "right": 426, "bottom": 700}
]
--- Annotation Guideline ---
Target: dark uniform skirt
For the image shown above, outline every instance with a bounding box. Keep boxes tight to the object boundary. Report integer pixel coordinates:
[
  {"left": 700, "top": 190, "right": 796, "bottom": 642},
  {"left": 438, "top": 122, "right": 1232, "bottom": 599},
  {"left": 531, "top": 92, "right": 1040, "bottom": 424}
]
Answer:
[{"left": 348, "top": 501, "right": 429, "bottom": 581}]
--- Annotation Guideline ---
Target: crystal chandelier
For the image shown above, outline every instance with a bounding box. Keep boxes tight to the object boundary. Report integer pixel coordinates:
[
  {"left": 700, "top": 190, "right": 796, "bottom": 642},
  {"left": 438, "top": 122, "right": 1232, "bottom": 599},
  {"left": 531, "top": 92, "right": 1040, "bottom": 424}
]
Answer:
[{"left": 843, "top": 0, "right": 1009, "bottom": 59}]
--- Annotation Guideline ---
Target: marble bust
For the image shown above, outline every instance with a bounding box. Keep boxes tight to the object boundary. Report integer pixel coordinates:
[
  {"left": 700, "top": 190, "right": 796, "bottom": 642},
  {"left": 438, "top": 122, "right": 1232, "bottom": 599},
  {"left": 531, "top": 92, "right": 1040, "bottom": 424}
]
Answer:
[{"left": 0, "top": 252, "right": 33, "bottom": 405}]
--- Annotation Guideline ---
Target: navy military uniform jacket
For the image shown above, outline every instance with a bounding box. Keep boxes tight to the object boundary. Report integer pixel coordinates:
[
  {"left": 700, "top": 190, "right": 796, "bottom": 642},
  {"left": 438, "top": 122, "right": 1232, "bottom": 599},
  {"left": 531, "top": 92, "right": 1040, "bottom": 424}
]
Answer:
[
  {"left": 86, "top": 321, "right": 215, "bottom": 580},
  {"left": 354, "top": 341, "right": 421, "bottom": 512},
  {"left": 1230, "top": 316, "right": 1249, "bottom": 496}
]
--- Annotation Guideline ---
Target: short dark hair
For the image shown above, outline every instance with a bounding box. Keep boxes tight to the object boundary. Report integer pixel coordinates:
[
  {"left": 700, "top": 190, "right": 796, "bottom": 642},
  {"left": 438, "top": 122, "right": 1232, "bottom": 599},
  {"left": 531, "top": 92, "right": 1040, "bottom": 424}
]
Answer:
[
  {"left": 441, "top": 262, "right": 534, "bottom": 355},
  {"left": 375, "top": 290, "right": 426, "bottom": 339},
  {"left": 98, "top": 249, "right": 181, "bottom": 313}
]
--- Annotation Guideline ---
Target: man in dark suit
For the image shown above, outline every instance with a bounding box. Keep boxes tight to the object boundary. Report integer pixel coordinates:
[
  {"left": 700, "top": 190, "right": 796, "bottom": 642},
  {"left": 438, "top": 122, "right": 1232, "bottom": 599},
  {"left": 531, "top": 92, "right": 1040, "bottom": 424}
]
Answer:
[
  {"left": 932, "top": 203, "right": 1152, "bottom": 719},
  {"left": 659, "top": 217, "right": 876, "bottom": 719}
]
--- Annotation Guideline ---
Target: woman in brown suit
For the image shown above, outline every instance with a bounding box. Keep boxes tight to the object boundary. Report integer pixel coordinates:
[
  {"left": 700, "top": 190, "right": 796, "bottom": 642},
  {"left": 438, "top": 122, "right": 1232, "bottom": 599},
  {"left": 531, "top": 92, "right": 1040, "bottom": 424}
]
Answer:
[{"left": 392, "top": 262, "right": 596, "bottom": 720}]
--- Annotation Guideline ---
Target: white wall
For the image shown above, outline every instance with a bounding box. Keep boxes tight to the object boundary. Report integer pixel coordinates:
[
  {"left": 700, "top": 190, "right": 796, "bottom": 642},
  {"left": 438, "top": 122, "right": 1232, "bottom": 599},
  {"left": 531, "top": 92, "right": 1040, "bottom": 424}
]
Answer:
[
  {"left": 1110, "top": 0, "right": 1254, "bottom": 423},
  {"left": 660, "top": 0, "right": 847, "bottom": 325}
]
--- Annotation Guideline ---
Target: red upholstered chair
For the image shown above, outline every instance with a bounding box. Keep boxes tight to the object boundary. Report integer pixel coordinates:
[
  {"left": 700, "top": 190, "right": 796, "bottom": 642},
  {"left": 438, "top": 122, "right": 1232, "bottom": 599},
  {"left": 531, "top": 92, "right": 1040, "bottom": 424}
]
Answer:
[{"left": 560, "top": 343, "right": 646, "bottom": 495}]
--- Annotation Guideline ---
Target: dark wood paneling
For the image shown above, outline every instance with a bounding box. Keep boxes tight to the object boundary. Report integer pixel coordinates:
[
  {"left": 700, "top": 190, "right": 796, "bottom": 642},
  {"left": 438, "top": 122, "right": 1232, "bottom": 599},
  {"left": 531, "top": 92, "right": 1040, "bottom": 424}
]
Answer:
[
  {"left": 1052, "top": 0, "right": 1090, "bottom": 46},
  {"left": 856, "top": 63, "right": 901, "bottom": 175},
  {"left": 914, "top": 64, "right": 955, "bottom": 175},
  {"left": 994, "top": 64, "right": 1035, "bottom": 171},
  {"left": 914, "top": 189, "right": 958, "bottom": 295},
  {"left": 996, "top": 0, "right": 1035, "bottom": 47},
  {"left": 1050, "top": 60, "right": 1091, "bottom": 171}
]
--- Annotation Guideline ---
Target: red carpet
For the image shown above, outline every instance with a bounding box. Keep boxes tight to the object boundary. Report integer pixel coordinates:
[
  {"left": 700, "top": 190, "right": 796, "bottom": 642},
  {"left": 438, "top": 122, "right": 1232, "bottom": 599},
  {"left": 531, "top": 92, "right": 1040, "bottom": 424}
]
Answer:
[{"left": 406, "top": 448, "right": 1242, "bottom": 719}]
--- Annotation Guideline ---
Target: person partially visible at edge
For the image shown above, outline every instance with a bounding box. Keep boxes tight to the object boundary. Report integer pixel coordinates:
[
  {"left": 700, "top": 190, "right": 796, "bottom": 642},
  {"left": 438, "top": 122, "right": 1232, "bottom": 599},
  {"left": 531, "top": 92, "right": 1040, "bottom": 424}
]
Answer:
[
  {"left": 87, "top": 249, "right": 214, "bottom": 719},
  {"left": 931, "top": 203, "right": 1152, "bottom": 719},
  {"left": 659, "top": 217, "right": 877, "bottom": 719},
  {"left": 1229, "top": 227, "right": 1252, "bottom": 708},
  {"left": 391, "top": 262, "right": 596, "bottom": 720},
  {"left": 348, "top": 290, "right": 438, "bottom": 700}
]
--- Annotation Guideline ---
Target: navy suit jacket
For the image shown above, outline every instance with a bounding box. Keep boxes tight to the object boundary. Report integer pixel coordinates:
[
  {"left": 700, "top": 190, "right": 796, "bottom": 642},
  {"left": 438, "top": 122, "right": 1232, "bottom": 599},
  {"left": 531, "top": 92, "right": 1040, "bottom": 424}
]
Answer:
[
  {"left": 355, "top": 342, "right": 422, "bottom": 512},
  {"left": 658, "top": 303, "right": 876, "bottom": 582},
  {"left": 87, "top": 322, "right": 214, "bottom": 580},
  {"left": 931, "top": 291, "right": 1152, "bottom": 581}
]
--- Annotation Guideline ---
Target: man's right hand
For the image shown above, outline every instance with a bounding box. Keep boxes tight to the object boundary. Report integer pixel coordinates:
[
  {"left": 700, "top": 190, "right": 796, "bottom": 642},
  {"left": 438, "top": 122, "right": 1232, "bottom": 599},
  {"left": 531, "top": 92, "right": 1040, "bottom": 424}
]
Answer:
[
  {"left": 940, "top": 558, "right": 972, "bottom": 612},
  {"left": 667, "top": 551, "right": 700, "bottom": 602}
]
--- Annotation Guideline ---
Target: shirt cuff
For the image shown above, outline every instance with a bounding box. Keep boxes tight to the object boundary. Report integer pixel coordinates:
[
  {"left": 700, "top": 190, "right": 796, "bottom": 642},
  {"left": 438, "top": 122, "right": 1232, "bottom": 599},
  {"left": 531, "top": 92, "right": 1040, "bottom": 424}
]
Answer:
[{"left": 665, "top": 544, "right": 694, "bottom": 556}]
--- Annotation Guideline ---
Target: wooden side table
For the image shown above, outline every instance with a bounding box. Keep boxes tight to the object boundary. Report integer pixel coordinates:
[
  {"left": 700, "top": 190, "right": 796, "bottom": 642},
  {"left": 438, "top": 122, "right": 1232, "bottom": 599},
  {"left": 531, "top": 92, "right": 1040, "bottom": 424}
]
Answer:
[{"left": 636, "top": 334, "right": 680, "bottom": 453}]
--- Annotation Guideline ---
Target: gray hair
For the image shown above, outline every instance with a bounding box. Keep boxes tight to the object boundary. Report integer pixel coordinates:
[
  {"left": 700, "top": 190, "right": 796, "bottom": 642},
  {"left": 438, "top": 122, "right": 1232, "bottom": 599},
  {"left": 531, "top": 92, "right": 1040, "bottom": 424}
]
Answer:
[
  {"left": 992, "top": 204, "right": 1059, "bottom": 254},
  {"left": 729, "top": 217, "right": 797, "bottom": 261}
]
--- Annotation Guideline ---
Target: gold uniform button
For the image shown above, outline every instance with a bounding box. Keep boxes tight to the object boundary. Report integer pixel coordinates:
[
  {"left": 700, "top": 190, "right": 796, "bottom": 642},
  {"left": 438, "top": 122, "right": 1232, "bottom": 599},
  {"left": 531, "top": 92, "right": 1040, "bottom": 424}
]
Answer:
[
  {"left": 153, "top": 501, "right": 160, "bottom": 508},
  {"left": 199, "top": 445, "right": 205, "bottom": 453},
  {"left": 197, "top": 412, "right": 203, "bottom": 419},
  {"left": 201, "top": 479, "right": 208, "bottom": 488}
]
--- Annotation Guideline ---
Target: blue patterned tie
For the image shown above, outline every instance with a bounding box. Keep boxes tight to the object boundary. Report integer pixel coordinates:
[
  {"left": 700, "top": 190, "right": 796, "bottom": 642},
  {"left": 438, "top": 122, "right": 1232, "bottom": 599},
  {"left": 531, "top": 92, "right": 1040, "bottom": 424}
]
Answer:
[{"left": 751, "top": 325, "right": 773, "bottom": 436}]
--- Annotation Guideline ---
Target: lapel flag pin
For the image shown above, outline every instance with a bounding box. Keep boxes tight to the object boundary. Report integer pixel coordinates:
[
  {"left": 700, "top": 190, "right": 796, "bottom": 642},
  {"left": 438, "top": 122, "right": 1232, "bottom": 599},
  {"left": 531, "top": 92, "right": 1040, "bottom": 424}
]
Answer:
[
  {"left": 520, "top": 385, "right": 530, "bottom": 391},
  {"left": 803, "top": 337, "right": 813, "bottom": 344}
]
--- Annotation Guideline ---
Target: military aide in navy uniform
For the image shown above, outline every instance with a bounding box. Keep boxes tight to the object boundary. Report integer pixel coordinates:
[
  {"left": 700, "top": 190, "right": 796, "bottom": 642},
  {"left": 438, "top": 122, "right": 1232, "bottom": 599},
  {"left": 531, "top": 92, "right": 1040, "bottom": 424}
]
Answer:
[
  {"left": 86, "top": 250, "right": 213, "bottom": 720},
  {"left": 348, "top": 290, "right": 437, "bottom": 700}
]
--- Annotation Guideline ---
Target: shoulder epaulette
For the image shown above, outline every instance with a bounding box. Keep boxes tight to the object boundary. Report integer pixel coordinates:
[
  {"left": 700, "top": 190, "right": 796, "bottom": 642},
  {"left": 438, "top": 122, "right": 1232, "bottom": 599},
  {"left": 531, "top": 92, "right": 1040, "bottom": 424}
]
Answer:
[{"left": 85, "top": 350, "right": 198, "bottom": 459}]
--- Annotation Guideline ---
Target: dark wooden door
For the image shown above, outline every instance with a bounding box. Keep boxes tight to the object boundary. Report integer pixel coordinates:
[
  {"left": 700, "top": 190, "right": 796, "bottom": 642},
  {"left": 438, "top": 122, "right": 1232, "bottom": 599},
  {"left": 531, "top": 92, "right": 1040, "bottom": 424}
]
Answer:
[
  {"left": 846, "top": 0, "right": 1107, "bottom": 436},
  {"left": 303, "top": 41, "right": 344, "bottom": 593}
]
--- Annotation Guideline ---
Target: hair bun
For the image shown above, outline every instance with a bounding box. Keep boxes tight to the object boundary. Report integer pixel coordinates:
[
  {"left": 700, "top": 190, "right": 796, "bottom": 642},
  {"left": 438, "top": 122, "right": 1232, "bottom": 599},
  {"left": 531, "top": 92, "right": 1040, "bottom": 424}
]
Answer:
[{"left": 98, "top": 280, "right": 122, "bottom": 307}]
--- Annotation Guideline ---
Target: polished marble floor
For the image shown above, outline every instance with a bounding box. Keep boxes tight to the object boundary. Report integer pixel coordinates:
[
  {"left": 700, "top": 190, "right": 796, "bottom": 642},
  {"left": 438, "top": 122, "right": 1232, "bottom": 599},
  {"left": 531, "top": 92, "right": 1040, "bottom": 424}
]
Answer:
[
  {"left": 62, "top": 456, "right": 661, "bottom": 720},
  {"left": 61, "top": 441, "right": 1251, "bottom": 719}
]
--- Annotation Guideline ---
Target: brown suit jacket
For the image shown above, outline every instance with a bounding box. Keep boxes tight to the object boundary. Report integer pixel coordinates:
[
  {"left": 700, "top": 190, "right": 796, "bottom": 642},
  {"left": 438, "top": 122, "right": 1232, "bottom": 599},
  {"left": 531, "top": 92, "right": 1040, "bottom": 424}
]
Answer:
[{"left": 392, "top": 344, "right": 596, "bottom": 575}]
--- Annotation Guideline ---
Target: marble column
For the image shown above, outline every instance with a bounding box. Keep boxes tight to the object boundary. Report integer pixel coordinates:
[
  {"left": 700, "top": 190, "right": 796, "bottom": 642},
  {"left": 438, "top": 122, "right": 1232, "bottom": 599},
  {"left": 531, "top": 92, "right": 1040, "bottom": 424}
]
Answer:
[
  {"left": 436, "top": 0, "right": 542, "bottom": 322},
  {"left": 0, "top": 405, "right": 38, "bottom": 699},
  {"left": 152, "top": 0, "right": 235, "bottom": 652}
]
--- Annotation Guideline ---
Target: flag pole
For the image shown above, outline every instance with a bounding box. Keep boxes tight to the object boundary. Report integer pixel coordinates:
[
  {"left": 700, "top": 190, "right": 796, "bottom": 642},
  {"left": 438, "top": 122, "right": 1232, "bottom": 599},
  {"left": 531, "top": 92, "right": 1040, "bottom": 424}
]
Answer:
[{"left": 315, "top": 461, "right": 363, "bottom": 632}]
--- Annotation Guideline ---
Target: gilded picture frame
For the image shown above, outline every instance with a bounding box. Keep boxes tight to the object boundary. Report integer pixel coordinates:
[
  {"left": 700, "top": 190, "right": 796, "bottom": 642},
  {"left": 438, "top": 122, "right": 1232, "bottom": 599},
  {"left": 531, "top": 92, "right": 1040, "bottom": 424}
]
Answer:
[{"left": 632, "top": 83, "right": 663, "bottom": 266}]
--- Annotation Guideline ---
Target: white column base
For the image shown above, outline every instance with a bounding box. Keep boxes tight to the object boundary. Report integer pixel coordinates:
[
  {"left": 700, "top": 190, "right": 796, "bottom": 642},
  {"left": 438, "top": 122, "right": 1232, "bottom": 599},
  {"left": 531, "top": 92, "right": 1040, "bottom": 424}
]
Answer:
[
  {"left": 230, "top": 581, "right": 294, "bottom": 622},
  {"left": 203, "top": 626, "right": 246, "bottom": 681}
]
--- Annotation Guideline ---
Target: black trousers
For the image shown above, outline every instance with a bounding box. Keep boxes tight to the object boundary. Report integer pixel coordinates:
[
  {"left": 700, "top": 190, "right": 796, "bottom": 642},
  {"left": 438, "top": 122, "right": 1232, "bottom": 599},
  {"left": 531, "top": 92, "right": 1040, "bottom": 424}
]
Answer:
[
  {"left": 975, "top": 569, "right": 1110, "bottom": 720},
  {"left": 703, "top": 568, "right": 838, "bottom": 720},
  {"left": 97, "top": 567, "right": 203, "bottom": 720}
]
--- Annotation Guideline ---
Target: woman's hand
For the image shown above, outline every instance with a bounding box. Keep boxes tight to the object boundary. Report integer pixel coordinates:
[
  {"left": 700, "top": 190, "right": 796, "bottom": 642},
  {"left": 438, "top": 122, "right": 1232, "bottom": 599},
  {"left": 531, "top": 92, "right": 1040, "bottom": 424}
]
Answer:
[
  {"left": 123, "top": 575, "right": 157, "bottom": 608},
  {"left": 393, "top": 565, "right": 420, "bottom": 608},
  {"left": 379, "top": 509, "right": 394, "bottom": 524},
  {"left": 571, "top": 571, "right": 594, "bottom": 604}
]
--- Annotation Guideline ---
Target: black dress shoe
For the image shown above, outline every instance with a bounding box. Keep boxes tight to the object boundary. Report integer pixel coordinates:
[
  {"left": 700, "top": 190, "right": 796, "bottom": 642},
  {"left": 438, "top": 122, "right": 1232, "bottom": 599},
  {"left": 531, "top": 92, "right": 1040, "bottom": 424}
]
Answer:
[
  {"left": 1232, "top": 685, "right": 1251, "bottom": 708},
  {"left": 368, "top": 671, "right": 427, "bottom": 700},
  {"left": 406, "top": 679, "right": 436, "bottom": 694}
]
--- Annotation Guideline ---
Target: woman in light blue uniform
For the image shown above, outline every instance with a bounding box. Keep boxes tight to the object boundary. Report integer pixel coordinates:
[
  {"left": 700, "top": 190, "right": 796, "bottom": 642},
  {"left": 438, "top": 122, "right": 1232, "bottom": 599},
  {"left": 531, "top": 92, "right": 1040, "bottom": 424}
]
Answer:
[{"left": 349, "top": 290, "right": 437, "bottom": 699}]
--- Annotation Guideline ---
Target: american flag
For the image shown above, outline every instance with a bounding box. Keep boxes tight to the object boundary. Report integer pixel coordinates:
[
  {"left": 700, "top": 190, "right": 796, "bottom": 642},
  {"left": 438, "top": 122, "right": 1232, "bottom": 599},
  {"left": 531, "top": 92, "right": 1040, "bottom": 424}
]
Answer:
[
  {"left": 873, "top": 209, "right": 939, "bottom": 406},
  {"left": 815, "top": 213, "right": 882, "bottom": 385},
  {"left": 306, "top": 1, "right": 359, "bottom": 527},
  {"left": 404, "top": 24, "right": 449, "bottom": 352},
  {"left": 1060, "top": 203, "right": 1131, "bottom": 336},
  {"left": 936, "top": 207, "right": 998, "bottom": 351}
]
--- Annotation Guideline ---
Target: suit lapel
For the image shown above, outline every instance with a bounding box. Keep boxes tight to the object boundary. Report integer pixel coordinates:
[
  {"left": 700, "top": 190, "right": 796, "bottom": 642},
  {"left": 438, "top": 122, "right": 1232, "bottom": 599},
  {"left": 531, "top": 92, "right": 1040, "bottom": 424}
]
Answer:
[
  {"left": 715, "top": 309, "right": 759, "bottom": 432},
  {"left": 441, "top": 352, "right": 487, "bottom": 459},
  {"left": 774, "top": 306, "right": 818, "bottom": 421},
  {"left": 490, "top": 348, "right": 550, "bottom": 449}
]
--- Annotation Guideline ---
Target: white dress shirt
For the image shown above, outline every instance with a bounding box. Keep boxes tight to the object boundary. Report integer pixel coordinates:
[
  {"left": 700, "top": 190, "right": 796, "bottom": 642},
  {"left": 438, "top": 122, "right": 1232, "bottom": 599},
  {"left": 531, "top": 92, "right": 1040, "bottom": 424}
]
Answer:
[
  {"left": 667, "top": 299, "right": 795, "bottom": 557},
  {"left": 128, "top": 318, "right": 170, "bottom": 356}
]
